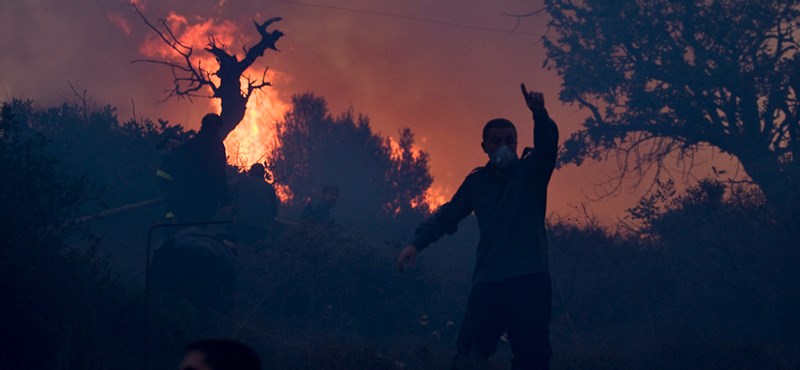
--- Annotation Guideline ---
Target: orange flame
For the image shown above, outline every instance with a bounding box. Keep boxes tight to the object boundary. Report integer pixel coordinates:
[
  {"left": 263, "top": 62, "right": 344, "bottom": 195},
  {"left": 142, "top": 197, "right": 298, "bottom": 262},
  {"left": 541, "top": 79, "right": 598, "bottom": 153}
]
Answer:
[
  {"left": 387, "top": 137, "right": 447, "bottom": 212},
  {"left": 221, "top": 85, "right": 291, "bottom": 202},
  {"left": 135, "top": 11, "right": 448, "bottom": 209},
  {"left": 219, "top": 76, "right": 289, "bottom": 169},
  {"left": 423, "top": 184, "right": 448, "bottom": 211},
  {"left": 137, "top": 11, "right": 291, "bottom": 200},
  {"left": 138, "top": 12, "right": 244, "bottom": 61}
]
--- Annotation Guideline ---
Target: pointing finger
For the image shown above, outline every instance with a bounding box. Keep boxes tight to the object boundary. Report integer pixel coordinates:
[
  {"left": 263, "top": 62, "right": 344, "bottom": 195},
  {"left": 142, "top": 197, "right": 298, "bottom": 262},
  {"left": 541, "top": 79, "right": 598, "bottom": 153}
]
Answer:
[{"left": 520, "top": 83, "right": 530, "bottom": 98}]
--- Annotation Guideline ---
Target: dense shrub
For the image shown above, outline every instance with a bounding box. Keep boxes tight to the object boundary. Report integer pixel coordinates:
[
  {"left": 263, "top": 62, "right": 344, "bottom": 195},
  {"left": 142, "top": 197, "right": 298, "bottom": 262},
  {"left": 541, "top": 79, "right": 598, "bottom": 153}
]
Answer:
[
  {"left": 546, "top": 179, "right": 800, "bottom": 368},
  {"left": 0, "top": 101, "right": 153, "bottom": 369},
  {"left": 234, "top": 224, "right": 432, "bottom": 344},
  {"left": 5, "top": 97, "right": 800, "bottom": 369}
]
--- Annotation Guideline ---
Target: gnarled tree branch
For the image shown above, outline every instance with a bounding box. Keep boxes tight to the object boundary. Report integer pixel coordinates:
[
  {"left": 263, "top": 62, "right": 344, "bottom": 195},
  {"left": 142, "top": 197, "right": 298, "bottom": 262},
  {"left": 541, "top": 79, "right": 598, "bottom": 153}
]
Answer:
[{"left": 132, "top": 4, "right": 284, "bottom": 139}]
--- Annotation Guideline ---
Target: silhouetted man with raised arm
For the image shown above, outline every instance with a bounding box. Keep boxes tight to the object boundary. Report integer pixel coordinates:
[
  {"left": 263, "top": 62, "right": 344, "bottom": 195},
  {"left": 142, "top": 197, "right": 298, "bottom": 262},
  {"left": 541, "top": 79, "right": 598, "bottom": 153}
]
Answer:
[{"left": 398, "top": 84, "right": 559, "bottom": 370}]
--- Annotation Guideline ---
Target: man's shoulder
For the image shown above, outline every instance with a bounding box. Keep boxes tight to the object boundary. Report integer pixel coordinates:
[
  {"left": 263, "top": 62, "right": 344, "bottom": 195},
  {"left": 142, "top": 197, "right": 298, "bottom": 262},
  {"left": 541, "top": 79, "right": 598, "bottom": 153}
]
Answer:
[
  {"left": 467, "top": 166, "right": 487, "bottom": 177},
  {"left": 459, "top": 165, "right": 489, "bottom": 186}
]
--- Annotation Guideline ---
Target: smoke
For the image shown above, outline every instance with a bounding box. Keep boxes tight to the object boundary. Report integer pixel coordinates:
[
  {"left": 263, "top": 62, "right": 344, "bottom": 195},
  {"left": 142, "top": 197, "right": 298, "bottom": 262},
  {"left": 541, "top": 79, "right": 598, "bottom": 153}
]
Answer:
[{"left": 2, "top": 0, "right": 639, "bottom": 221}]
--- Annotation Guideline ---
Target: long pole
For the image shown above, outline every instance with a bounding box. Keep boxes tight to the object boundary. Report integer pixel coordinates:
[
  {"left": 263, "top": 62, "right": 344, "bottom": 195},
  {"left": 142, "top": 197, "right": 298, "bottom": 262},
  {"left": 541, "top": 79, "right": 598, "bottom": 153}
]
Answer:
[{"left": 64, "top": 197, "right": 165, "bottom": 227}]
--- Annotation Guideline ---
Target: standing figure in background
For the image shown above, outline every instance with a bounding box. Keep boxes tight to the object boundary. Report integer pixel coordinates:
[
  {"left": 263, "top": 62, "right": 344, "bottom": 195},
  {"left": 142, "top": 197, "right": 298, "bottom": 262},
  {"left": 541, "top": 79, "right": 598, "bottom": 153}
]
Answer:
[
  {"left": 162, "top": 113, "right": 232, "bottom": 224},
  {"left": 397, "top": 84, "right": 559, "bottom": 370},
  {"left": 301, "top": 185, "right": 339, "bottom": 225},
  {"left": 229, "top": 163, "right": 279, "bottom": 242}
]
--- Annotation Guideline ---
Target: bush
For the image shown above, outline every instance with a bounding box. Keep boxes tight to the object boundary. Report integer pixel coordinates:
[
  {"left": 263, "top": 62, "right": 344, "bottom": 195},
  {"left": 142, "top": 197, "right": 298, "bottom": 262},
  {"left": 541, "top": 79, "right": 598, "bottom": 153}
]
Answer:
[{"left": 0, "top": 101, "right": 153, "bottom": 368}]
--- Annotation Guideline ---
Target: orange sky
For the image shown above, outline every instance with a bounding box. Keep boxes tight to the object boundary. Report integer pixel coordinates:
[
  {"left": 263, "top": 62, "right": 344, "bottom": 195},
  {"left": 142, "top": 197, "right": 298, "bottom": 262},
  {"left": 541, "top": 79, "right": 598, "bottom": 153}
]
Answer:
[{"left": 0, "top": 0, "right": 745, "bottom": 226}]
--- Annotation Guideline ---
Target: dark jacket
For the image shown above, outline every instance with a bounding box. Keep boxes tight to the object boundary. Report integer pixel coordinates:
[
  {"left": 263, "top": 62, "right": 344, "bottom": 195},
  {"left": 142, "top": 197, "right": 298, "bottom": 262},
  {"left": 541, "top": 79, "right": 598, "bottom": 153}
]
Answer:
[
  {"left": 411, "top": 110, "right": 558, "bottom": 284},
  {"left": 162, "top": 130, "right": 230, "bottom": 223},
  {"left": 231, "top": 174, "right": 278, "bottom": 228},
  {"left": 301, "top": 200, "right": 332, "bottom": 225}
]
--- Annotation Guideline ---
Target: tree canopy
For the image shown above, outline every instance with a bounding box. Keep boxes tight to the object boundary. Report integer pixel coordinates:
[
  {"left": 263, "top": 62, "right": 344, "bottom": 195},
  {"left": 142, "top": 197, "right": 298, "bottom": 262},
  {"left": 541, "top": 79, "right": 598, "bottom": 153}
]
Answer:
[
  {"left": 543, "top": 0, "right": 800, "bottom": 215},
  {"left": 4, "top": 99, "right": 170, "bottom": 209},
  {"left": 268, "top": 93, "right": 433, "bottom": 238}
]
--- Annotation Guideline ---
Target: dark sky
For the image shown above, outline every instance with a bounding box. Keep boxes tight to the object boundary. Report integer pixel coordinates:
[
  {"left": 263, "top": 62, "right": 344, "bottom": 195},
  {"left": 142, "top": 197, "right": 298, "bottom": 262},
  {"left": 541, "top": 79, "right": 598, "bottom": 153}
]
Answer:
[{"left": 0, "top": 0, "right": 741, "bottom": 224}]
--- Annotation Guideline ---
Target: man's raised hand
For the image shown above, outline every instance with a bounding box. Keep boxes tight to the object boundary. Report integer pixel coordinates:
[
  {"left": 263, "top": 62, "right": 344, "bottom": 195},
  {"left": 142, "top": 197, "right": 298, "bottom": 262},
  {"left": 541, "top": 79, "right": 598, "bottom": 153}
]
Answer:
[{"left": 521, "top": 83, "right": 545, "bottom": 113}]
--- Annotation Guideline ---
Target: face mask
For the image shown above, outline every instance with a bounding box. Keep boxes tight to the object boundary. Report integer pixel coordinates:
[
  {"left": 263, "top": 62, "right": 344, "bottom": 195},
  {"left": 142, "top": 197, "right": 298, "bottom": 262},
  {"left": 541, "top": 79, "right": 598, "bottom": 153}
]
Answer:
[{"left": 490, "top": 146, "right": 518, "bottom": 169}]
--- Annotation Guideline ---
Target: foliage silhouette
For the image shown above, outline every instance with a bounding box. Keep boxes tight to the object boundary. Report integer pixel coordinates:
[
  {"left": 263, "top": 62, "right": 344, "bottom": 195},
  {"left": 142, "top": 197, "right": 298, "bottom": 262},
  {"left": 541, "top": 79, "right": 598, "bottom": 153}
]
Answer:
[
  {"left": 543, "top": 0, "right": 800, "bottom": 217},
  {"left": 548, "top": 179, "right": 800, "bottom": 368},
  {"left": 268, "top": 93, "right": 433, "bottom": 240},
  {"left": 0, "top": 101, "right": 152, "bottom": 369},
  {"left": 4, "top": 97, "right": 800, "bottom": 368}
]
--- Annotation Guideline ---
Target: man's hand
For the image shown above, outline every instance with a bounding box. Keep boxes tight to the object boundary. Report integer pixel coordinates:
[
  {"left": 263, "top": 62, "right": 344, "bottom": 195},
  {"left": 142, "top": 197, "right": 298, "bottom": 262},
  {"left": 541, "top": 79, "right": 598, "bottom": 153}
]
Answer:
[
  {"left": 397, "top": 245, "right": 418, "bottom": 273},
  {"left": 521, "top": 83, "right": 545, "bottom": 113}
]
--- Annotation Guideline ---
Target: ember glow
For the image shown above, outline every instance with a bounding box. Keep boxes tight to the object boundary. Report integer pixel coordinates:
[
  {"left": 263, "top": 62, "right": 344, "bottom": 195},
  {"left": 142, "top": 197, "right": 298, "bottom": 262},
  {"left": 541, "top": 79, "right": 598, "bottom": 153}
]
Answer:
[
  {"left": 387, "top": 137, "right": 447, "bottom": 210},
  {"left": 134, "top": 8, "right": 449, "bottom": 209},
  {"left": 219, "top": 78, "right": 289, "bottom": 169},
  {"left": 423, "top": 185, "right": 447, "bottom": 210},
  {"left": 135, "top": 10, "right": 290, "bottom": 171},
  {"left": 137, "top": 12, "right": 242, "bottom": 61}
]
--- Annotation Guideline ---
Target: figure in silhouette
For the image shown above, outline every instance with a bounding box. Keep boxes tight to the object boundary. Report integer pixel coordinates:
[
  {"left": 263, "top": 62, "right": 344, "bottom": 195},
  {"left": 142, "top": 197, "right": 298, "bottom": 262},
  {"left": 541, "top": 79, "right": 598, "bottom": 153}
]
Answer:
[{"left": 398, "top": 84, "right": 559, "bottom": 370}]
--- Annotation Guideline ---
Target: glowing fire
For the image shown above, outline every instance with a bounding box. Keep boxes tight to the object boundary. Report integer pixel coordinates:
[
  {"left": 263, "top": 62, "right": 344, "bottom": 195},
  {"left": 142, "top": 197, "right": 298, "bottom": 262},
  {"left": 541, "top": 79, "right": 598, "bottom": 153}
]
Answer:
[
  {"left": 387, "top": 137, "right": 448, "bottom": 212},
  {"left": 133, "top": 10, "right": 444, "bottom": 209},
  {"left": 423, "top": 185, "right": 448, "bottom": 211},
  {"left": 218, "top": 79, "right": 289, "bottom": 168},
  {"left": 136, "top": 10, "right": 291, "bottom": 199},
  {"left": 138, "top": 12, "right": 242, "bottom": 61},
  {"left": 218, "top": 83, "right": 292, "bottom": 200}
]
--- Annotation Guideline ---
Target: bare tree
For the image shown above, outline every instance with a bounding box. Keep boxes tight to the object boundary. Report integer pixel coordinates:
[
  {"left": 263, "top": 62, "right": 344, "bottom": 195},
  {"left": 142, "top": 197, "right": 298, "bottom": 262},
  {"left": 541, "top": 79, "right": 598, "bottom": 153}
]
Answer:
[
  {"left": 132, "top": 5, "right": 284, "bottom": 139},
  {"left": 538, "top": 0, "right": 800, "bottom": 217}
]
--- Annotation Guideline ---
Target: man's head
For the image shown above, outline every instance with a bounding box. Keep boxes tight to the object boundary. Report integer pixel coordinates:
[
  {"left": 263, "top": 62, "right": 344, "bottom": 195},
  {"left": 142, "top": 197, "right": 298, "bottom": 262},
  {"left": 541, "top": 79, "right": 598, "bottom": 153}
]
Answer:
[
  {"left": 321, "top": 185, "right": 339, "bottom": 208},
  {"left": 481, "top": 118, "right": 518, "bottom": 156},
  {"left": 179, "top": 339, "right": 260, "bottom": 370},
  {"left": 200, "top": 113, "right": 223, "bottom": 136}
]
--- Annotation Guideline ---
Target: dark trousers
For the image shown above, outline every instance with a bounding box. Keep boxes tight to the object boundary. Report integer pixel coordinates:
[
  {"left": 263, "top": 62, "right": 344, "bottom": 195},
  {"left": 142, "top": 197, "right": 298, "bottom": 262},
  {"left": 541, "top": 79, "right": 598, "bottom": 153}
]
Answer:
[{"left": 453, "top": 273, "right": 552, "bottom": 370}]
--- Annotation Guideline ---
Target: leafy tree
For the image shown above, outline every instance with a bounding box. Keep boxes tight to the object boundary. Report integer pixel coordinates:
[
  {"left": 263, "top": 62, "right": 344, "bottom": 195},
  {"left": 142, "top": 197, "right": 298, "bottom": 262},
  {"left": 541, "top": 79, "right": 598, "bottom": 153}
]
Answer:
[
  {"left": 623, "top": 177, "right": 678, "bottom": 233},
  {"left": 545, "top": 180, "right": 800, "bottom": 366},
  {"left": 6, "top": 100, "right": 168, "bottom": 209},
  {"left": 387, "top": 127, "right": 435, "bottom": 216},
  {"left": 0, "top": 100, "right": 88, "bottom": 256},
  {"left": 268, "top": 93, "right": 433, "bottom": 238},
  {"left": 542, "top": 0, "right": 800, "bottom": 216},
  {"left": 0, "top": 99, "right": 247, "bottom": 369},
  {"left": 0, "top": 102, "right": 123, "bottom": 369}
]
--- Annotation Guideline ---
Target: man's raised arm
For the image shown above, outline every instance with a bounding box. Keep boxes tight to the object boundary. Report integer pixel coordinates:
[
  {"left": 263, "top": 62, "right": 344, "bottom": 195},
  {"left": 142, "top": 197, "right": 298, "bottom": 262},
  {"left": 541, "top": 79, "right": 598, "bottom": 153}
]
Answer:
[{"left": 521, "top": 83, "right": 559, "bottom": 159}]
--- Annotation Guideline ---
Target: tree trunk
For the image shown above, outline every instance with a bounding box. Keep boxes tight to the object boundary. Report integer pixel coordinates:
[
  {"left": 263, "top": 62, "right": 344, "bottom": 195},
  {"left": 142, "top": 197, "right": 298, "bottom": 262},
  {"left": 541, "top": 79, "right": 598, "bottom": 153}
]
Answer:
[
  {"left": 736, "top": 148, "right": 799, "bottom": 220},
  {"left": 219, "top": 93, "right": 246, "bottom": 140}
]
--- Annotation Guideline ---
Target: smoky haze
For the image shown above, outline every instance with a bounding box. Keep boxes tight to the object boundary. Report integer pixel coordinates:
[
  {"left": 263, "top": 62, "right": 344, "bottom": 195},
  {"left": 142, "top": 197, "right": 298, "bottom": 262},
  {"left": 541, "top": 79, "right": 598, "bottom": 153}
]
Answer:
[
  {"left": 2, "top": 1, "right": 798, "bottom": 369},
  {"left": 0, "top": 0, "right": 716, "bottom": 223}
]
